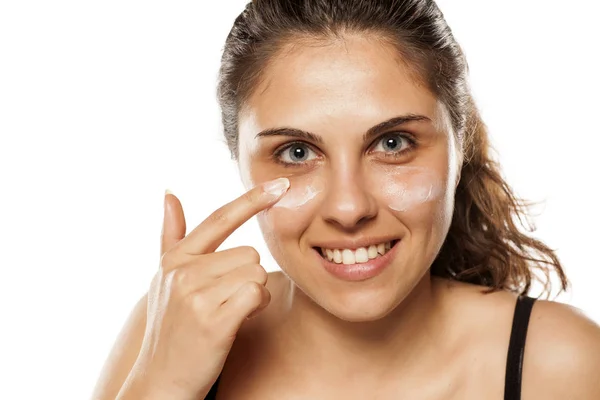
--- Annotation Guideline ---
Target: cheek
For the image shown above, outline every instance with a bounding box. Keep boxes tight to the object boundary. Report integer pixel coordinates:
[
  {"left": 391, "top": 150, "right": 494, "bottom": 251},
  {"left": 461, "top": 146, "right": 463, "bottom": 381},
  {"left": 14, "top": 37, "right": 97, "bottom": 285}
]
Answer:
[
  {"left": 382, "top": 177, "right": 440, "bottom": 213},
  {"left": 271, "top": 178, "right": 324, "bottom": 209},
  {"left": 257, "top": 175, "right": 326, "bottom": 237},
  {"left": 369, "top": 166, "right": 453, "bottom": 229}
]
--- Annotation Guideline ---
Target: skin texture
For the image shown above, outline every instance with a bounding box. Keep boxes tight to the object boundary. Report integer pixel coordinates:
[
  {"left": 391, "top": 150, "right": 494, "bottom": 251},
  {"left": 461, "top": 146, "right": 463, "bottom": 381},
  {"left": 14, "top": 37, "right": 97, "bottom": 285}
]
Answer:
[{"left": 90, "top": 33, "right": 600, "bottom": 400}]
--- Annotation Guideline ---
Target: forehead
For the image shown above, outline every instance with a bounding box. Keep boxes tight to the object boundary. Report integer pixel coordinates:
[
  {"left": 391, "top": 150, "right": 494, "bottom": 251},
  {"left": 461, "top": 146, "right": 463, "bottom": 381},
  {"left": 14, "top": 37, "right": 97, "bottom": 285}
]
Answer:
[{"left": 239, "top": 34, "right": 442, "bottom": 143}]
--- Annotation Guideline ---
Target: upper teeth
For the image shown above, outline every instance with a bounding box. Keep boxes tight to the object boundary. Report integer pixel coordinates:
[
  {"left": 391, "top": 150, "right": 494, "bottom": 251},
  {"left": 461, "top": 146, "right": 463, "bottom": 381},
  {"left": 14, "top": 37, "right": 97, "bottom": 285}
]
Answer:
[{"left": 320, "top": 241, "right": 393, "bottom": 264}]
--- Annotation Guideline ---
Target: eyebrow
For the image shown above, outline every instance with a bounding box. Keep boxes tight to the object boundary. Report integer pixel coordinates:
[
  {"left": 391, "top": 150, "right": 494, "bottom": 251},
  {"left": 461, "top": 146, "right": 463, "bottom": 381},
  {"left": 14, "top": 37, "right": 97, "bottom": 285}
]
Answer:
[{"left": 254, "top": 114, "right": 432, "bottom": 144}]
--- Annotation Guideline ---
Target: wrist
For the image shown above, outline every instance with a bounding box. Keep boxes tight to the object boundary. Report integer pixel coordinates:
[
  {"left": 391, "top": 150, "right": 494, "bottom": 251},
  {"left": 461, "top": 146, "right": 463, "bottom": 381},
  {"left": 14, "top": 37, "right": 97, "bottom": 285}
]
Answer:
[
  {"left": 115, "top": 369, "right": 172, "bottom": 400},
  {"left": 115, "top": 371, "right": 153, "bottom": 400},
  {"left": 116, "top": 368, "right": 203, "bottom": 400}
]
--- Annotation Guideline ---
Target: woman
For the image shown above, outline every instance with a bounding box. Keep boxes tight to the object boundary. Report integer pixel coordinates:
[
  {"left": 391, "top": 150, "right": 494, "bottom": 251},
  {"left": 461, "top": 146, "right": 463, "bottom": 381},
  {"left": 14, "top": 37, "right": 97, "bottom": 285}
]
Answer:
[{"left": 92, "top": 0, "right": 600, "bottom": 399}]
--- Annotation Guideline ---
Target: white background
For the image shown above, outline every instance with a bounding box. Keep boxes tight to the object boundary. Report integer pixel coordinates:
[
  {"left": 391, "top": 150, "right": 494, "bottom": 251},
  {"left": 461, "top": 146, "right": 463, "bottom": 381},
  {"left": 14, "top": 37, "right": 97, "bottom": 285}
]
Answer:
[{"left": 0, "top": 1, "right": 598, "bottom": 398}]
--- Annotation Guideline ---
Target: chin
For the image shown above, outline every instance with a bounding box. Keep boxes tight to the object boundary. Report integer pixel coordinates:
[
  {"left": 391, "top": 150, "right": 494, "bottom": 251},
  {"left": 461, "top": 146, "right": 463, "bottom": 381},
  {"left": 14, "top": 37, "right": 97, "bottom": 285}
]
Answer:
[
  {"left": 304, "top": 278, "right": 412, "bottom": 323},
  {"left": 324, "top": 300, "right": 400, "bottom": 322}
]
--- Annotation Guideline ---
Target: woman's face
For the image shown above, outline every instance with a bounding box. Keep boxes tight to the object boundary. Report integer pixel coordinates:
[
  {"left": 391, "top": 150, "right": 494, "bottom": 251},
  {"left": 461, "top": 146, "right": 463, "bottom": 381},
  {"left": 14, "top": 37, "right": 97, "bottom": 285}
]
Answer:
[{"left": 237, "top": 34, "right": 462, "bottom": 322}]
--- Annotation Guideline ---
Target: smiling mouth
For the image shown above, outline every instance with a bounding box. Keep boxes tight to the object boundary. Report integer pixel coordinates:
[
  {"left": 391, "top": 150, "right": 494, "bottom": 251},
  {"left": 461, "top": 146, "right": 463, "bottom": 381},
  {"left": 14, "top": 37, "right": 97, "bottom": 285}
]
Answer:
[{"left": 313, "top": 239, "right": 400, "bottom": 265}]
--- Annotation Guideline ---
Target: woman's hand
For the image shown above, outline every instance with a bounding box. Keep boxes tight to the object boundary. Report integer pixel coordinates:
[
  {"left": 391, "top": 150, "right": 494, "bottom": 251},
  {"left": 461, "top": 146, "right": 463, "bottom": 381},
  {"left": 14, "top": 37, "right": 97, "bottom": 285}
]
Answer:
[{"left": 122, "top": 178, "right": 289, "bottom": 400}]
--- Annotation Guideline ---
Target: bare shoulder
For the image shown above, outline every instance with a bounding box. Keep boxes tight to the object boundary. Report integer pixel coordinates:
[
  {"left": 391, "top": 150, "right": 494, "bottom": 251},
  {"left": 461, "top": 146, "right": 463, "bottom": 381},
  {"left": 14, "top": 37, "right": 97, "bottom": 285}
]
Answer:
[
  {"left": 523, "top": 298, "right": 600, "bottom": 399},
  {"left": 433, "top": 277, "right": 600, "bottom": 398}
]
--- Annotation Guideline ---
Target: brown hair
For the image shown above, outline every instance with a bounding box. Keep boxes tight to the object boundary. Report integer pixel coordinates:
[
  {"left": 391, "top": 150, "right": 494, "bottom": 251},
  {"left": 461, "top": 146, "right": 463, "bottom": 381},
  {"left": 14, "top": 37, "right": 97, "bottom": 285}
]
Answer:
[{"left": 216, "top": 0, "right": 568, "bottom": 298}]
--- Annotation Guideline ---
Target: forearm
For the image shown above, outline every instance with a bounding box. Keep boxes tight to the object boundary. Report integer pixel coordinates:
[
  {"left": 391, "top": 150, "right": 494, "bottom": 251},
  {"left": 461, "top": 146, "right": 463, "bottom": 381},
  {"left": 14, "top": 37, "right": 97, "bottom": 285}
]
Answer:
[{"left": 115, "top": 368, "right": 208, "bottom": 400}]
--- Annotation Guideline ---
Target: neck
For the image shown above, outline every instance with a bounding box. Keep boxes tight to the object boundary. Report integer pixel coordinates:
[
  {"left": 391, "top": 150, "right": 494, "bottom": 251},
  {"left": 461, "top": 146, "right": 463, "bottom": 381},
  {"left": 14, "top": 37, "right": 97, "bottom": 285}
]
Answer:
[{"left": 272, "top": 273, "right": 449, "bottom": 378}]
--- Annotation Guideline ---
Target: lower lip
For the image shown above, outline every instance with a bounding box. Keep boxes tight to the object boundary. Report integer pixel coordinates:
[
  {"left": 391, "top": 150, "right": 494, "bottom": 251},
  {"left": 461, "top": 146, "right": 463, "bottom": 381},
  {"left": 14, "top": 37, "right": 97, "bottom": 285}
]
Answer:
[{"left": 314, "top": 241, "right": 399, "bottom": 282}]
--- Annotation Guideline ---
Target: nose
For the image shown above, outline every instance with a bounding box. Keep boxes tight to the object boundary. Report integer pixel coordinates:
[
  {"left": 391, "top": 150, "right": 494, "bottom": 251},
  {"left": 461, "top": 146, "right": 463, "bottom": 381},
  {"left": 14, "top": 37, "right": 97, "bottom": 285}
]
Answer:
[{"left": 320, "top": 166, "right": 378, "bottom": 230}]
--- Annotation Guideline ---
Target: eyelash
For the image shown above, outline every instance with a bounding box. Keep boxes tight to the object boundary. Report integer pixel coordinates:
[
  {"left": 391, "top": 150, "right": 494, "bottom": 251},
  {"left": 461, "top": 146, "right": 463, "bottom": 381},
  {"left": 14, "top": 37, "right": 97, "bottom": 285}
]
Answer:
[{"left": 272, "top": 132, "right": 418, "bottom": 167}]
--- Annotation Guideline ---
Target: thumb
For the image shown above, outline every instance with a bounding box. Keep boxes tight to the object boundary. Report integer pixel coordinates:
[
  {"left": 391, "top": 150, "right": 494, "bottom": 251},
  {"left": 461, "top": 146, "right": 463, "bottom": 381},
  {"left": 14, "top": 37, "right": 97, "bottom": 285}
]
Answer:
[{"left": 160, "top": 189, "right": 186, "bottom": 257}]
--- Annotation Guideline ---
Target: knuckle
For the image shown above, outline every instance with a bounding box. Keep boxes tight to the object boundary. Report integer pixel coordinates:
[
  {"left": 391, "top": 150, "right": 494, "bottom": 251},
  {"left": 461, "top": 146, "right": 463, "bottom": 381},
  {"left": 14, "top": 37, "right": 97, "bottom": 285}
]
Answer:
[
  {"left": 159, "top": 251, "right": 176, "bottom": 272},
  {"left": 242, "top": 282, "right": 263, "bottom": 303},
  {"left": 169, "top": 268, "right": 189, "bottom": 295},
  {"left": 250, "top": 264, "right": 268, "bottom": 284},
  {"left": 238, "top": 246, "right": 260, "bottom": 263}
]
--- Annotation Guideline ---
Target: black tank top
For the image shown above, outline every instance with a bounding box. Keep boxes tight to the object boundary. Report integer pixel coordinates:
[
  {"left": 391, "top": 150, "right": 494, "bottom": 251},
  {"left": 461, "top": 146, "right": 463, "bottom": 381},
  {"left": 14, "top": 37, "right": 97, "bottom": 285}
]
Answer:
[{"left": 205, "top": 295, "right": 536, "bottom": 400}]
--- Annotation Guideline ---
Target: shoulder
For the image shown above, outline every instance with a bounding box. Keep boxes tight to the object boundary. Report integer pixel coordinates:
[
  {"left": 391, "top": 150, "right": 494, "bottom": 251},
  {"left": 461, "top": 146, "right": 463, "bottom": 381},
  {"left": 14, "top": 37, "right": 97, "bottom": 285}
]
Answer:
[
  {"left": 523, "top": 299, "right": 600, "bottom": 398},
  {"left": 433, "top": 278, "right": 600, "bottom": 398}
]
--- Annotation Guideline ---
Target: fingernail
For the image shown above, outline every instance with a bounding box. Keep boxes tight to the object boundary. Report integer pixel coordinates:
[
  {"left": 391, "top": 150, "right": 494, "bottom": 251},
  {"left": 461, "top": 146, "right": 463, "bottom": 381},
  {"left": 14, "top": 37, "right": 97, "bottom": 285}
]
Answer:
[
  {"left": 164, "top": 189, "right": 172, "bottom": 212},
  {"left": 262, "top": 177, "right": 290, "bottom": 198}
]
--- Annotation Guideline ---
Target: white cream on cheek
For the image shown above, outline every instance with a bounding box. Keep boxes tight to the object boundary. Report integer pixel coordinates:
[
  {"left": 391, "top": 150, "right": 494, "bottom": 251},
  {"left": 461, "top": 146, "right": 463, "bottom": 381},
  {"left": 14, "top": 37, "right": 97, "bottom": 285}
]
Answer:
[
  {"left": 374, "top": 166, "right": 444, "bottom": 212},
  {"left": 257, "top": 177, "right": 325, "bottom": 241},
  {"left": 272, "top": 178, "right": 325, "bottom": 209},
  {"left": 265, "top": 167, "right": 441, "bottom": 213},
  {"left": 237, "top": 148, "right": 325, "bottom": 211},
  {"left": 241, "top": 172, "right": 325, "bottom": 210}
]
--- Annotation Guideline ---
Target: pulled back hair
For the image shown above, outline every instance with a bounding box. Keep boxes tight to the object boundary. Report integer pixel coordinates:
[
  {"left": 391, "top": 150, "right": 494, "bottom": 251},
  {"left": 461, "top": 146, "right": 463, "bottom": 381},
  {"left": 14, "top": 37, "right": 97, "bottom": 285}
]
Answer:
[{"left": 216, "top": 0, "right": 568, "bottom": 298}]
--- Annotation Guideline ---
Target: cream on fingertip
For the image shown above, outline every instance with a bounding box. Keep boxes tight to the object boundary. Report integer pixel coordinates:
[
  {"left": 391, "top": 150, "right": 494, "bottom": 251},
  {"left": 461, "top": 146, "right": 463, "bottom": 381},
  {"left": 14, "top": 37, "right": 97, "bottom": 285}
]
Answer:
[{"left": 262, "top": 177, "right": 290, "bottom": 198}]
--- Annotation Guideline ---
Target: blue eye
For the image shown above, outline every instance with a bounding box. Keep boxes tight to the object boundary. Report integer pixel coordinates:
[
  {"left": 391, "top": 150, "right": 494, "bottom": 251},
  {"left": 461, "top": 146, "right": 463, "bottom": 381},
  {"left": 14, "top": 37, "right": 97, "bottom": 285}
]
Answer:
[
  {"left": 278, "top": 143, "right": 317, "bottom": 164},
  {"left": 373, "top": 133, "right": 415, "bottom": 156}
]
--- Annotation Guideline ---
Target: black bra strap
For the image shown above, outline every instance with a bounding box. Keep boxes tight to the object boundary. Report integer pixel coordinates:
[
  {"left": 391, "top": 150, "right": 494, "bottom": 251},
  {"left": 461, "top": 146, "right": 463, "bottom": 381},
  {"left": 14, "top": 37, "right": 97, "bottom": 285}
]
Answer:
[{"left": 504, "top": 295, "right": 536, "bottom": 400}]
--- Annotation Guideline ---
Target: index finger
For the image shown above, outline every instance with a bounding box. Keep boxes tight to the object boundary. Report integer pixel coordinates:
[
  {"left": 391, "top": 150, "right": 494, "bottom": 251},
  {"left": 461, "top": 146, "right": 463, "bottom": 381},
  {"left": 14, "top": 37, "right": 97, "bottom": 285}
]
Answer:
[{"left": 176, "top": 177, "right": 290, "bottom": 255}]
